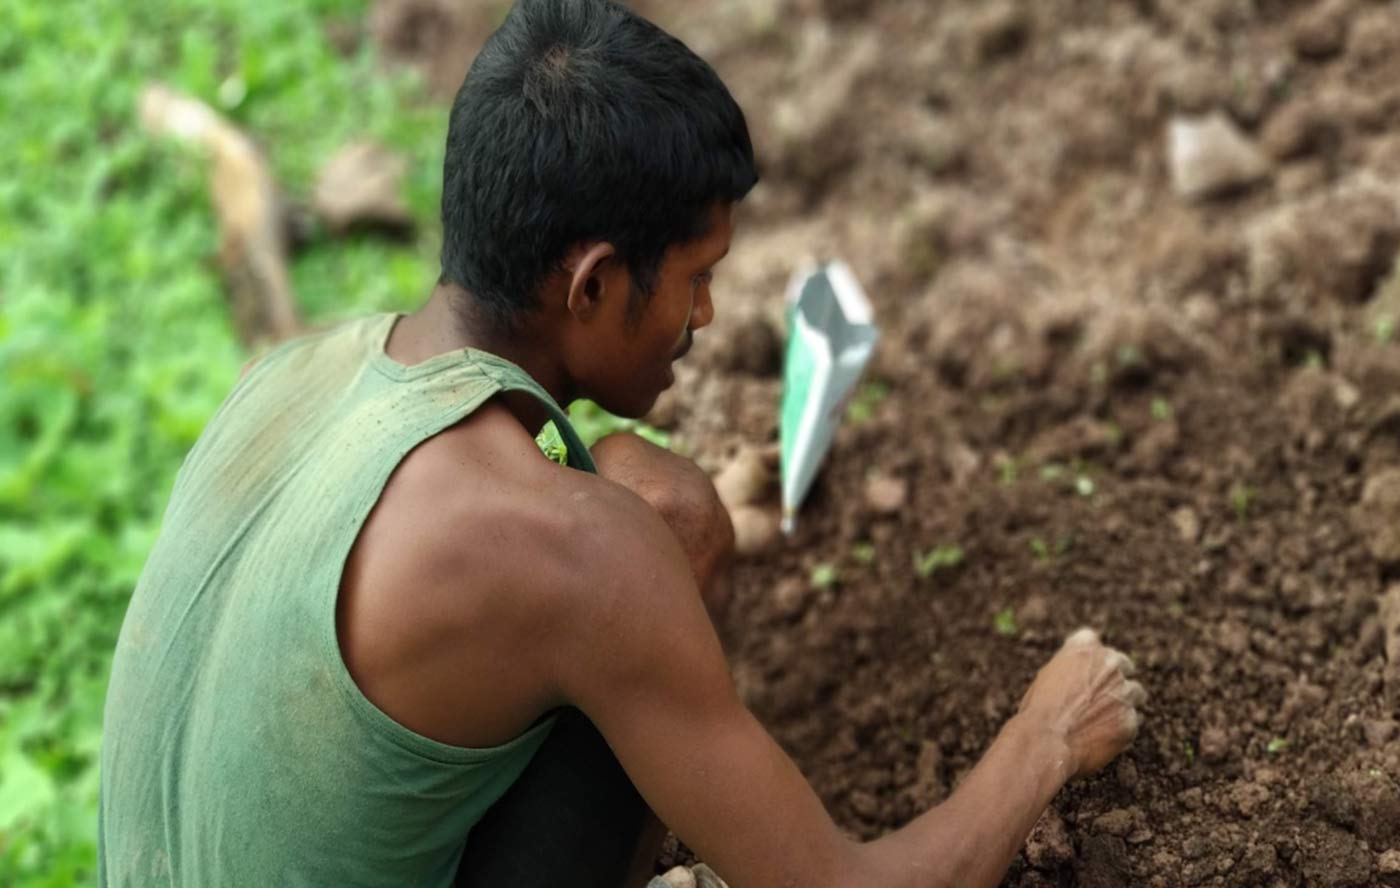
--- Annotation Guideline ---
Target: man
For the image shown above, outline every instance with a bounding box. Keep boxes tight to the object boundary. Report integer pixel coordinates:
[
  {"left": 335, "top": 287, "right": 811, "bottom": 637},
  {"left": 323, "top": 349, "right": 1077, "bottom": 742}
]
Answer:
[{"left": 99, "top": 1, "right": 1146, "bottom": 886}]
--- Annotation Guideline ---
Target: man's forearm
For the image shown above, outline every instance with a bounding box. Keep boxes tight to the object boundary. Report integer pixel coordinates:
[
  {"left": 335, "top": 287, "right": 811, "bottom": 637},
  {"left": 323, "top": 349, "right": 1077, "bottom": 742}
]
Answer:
[{"left": 850, "top": 713, "right": 1071, "bottom": 888}]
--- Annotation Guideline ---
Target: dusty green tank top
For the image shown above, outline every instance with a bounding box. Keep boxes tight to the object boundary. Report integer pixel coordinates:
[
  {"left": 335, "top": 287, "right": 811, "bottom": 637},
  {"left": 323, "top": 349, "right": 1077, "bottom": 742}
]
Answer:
[{"left": 98, "top": 312, "right": 595, "bottom": 887}]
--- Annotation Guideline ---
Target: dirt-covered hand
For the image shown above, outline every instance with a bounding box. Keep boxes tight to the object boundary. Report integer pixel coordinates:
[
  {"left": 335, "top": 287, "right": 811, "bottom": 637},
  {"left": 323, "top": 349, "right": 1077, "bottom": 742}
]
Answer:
[{"left": 1018, "top": 627, "right": 1145, "bottom": 779}]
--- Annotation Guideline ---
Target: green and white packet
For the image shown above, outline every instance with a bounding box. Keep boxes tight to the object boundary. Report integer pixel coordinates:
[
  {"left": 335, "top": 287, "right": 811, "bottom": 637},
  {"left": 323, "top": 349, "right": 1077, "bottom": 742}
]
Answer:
[{"left": 779, "top": 261, "right": 879, "bottom": 534}]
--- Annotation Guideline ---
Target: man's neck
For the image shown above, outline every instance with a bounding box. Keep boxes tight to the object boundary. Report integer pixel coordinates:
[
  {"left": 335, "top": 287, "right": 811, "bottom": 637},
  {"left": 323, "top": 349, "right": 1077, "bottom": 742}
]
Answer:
[{"left": 387, "top": 284, "right": 573, "bottom": 435}]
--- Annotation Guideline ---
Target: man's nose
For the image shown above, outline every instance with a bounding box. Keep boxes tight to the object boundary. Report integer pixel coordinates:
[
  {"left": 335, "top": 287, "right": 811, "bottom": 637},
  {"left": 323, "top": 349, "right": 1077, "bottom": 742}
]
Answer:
[{"left": 689, "top": 287, "right": 715, "bottom": 331}]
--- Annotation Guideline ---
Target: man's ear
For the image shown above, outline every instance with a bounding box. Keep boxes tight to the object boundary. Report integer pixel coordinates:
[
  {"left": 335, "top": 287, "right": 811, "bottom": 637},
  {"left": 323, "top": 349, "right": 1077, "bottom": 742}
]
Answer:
[{"left": 565, "top": 242, "right": 618, "bottom": 322}]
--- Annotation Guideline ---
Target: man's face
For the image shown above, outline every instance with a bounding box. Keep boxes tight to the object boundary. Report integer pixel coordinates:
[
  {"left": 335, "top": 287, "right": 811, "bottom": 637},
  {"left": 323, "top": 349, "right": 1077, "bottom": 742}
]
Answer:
[{"left": 575, "top": 204, "right": 735, "bottom": 418}]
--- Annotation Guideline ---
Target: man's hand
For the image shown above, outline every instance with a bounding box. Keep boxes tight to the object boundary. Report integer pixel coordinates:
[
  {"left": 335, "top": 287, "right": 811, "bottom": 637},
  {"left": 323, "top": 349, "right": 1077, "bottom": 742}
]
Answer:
[{"left": 1017, "top": 628, "right": 1146, "bottom": 778}]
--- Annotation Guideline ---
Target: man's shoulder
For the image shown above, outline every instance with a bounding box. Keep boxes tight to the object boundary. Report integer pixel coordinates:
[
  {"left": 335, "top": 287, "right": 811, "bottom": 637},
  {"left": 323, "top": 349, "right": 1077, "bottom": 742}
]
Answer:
[{"left": 380, "top": 401, "right": 669, "bottom": 595}]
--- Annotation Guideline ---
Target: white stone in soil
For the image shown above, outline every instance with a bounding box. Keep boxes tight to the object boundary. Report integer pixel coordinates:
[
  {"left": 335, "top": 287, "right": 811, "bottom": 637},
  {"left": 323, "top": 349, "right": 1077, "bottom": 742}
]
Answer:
[{"left": 1168, "top": 113, "right": 1270, "bottom": 201}]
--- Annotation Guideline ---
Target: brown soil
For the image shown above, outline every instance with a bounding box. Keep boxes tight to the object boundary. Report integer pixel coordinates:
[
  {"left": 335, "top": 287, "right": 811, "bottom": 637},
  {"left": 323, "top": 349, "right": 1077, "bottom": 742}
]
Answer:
[{"left": 373, "top": 0, "right": 1400, "bottom": 884}]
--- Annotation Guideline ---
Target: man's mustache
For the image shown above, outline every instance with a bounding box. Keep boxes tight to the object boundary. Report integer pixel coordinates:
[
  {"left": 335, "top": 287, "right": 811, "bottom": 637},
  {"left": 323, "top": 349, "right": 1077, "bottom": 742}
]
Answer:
[{"left": 672, "top": 331, "right": 694, "bottom": 361}]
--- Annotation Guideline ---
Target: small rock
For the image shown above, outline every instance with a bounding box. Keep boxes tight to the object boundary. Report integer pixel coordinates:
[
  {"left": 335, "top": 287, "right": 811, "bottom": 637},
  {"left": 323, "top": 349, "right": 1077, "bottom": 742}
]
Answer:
[
  {"left": 1162, "top": 62, "right": 1228, "bottom": 115},
  {"left": 1354, "top": 470, "right": 1400, "bottom": 565},
  {"left": 848, "top": 789, "right": 881, "bottom": 819},
  {"left": 730, "top": 505, "right": 781, "bottom": 558},
  {"left": 1025, "top": 808, "right": 1074, "bottom": 868},
  {"left": 771, "top": 577, "right": 808, "bottom": 620},
  {"left": 1335, "top": 378, "right": 1361, "bottom": 411},
  {"left": 1351, "top": 7, "right": 1400, "bottom": 66},
  {"left": 1169, "top": 113, "right": 1271, "bottom": 201},
  {"left": 1230, "top": 780, "right": 1272, "bottom": 818},
  {"left": 1363, "top": 718, "right": 1399, "bottom": 747},
  {"left": 1129, "top": 420, "right": 1180, "bottom": 472},
  {"left": 1200, "top": 726, "right": 1231, "bottom": 762},
  {"left": 1379, "top": 849, "right": 1400, "bottom": 875},
  {"left": 1246, "top": 187, "right": 1400, "bottom": 305},
  {"left": 1298, "top": 824, "right": 1372, "bottom": 887},
  {"left": 1093, "top": 808, "right": 1137, "bottom": 838},
  {"left": 911, "top": 740, "right": 946, "bottom": 805},
  {"left": 1261, "top": 97, "right": 1343, "bottom": 161},
  {"left": 312, "top": 141, "right": 413, "bottom": 235},
  {"left": 714, "top": 445, "right": 777, "bottom": 510},
  {"left": 1115, "top": 757, "right": 1140, "bottom": 792},
  {"left": 864, "top": 472, "right": 908, "bottom": 515},
  {"left": 943, "top": 440, "right": 982, "bottom": 487},
  {"left": 656, "top": 866, "right": 697, "bottom": 888},
  {"left": 1341, "top": 767, "right": 1400, "bottom": 847},
  {"left": 1077, "top": 833, "right": 1132, "bottom": 888},
  {"left": 1219, "top": 619, "right": 1251, "bottom": 656},
  {"left": 968, "top": 1, "right": 1030, "bottom": 62},
  {"left": 1292, "top": 0, "right": 1349, "bottom": 60},
  {"left": 1171, "top": 506, "right": 1202, "bottom": 544},
  {"left": 1240, "top": 842, "right": 1277, "bottom": 879},
  {"left": 1017, "top": 594, "right": 1050, "bottom": 627},
  {"left": 1275, "top": 679, "right": 1329, "bottom": 729}
]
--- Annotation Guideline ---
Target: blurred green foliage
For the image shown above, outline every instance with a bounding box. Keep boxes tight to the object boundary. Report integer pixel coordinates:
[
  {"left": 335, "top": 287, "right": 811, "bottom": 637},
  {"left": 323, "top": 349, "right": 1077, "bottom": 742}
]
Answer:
[{"left": 0, "top": 0, "right": 636, "bottom": 881}]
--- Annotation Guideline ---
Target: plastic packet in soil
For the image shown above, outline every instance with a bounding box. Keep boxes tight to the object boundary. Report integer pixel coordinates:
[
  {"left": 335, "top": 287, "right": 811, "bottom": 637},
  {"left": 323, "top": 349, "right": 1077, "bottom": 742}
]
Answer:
[{"left": 780, "top": 261, "right": 879, "bottom": 534}]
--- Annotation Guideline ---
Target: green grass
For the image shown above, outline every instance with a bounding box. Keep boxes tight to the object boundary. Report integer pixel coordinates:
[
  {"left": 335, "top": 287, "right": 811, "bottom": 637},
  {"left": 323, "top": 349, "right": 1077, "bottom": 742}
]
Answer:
[{"left": 0, "top": 1, "right": 638, "bottom": 881}]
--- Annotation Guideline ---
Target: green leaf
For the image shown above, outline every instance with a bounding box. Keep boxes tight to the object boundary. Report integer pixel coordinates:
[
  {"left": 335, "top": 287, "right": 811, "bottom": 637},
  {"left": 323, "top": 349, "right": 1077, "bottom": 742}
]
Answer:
[
  {"left": 915, "top": 544, "right": 964, "bottom": 579},
  {"left": 993, "top": 608, "right": 1019, "bottom": 637},
  {"left": 850, "top": 541, "right": 877, "bottom": 566}
]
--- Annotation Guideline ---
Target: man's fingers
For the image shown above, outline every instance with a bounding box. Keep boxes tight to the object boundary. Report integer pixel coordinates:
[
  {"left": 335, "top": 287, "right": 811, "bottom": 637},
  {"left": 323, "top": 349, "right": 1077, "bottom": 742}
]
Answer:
[
  {"left": 1065, "top": 627, "right": 1100, "bottom": 648},
  {"left": 1124, "top": 707, "right": 1143, "bottom": 737},
  {"left": 1104, "top": 649, "right": 1135, "bottom": 678},
  {"left": 1116, "top": 679, "right": 1148, "bottom": 708}
]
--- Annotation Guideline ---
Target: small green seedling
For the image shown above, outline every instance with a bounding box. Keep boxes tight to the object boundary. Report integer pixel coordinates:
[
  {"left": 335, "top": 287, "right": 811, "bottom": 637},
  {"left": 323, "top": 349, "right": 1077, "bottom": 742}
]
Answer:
[
  {"left": 915, "top": 544, "right": 964, "bottom": 579},
  {"left": 1266, "top": 737, "right": 1289, "bottom": 754},
  {"left": 1029, "top": 535, "right": 1073, "bottom": 561},
  {"left": 811, "top": 563, "right": 839, "bottom": 589},
  {"left": 1075, "top": 474, "right": 1096, "bottom": 498},
  {"left": 993, "top": 607, "right": 1018, "bottom": 637},
  {"left": 1230, "top": 483, "right": 1255, "bottom": 523},
  {"left": 846, "top": 380, "right": 890, "bottom": 425},
  {"left": 1303, "top": 349, "right": 1325, "bottom": 369},
  {"left": 850, "top": 541, "right": 877, "bottom": 566},
  {"left": 1375, "top": 313, "right": 1395, "bottom": 345},
  {"left": 1040, "top": 463, "right": 1066, "bottom": 482},
  {"left": 1151, "top": 397, "right": 1173, "bottom": 421},
  {"left": 1183, "top": 741, "right": 1195, "bottom": 763},
  {"left": 997, "top": 456, "right": 1021, "bottom": 486}
]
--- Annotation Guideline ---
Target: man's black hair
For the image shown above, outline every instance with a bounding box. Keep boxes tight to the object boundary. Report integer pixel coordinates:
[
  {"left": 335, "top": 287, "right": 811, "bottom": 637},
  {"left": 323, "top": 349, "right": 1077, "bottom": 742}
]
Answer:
[{"left": 439, "top": 0, "right": 758, "bottom": 332}]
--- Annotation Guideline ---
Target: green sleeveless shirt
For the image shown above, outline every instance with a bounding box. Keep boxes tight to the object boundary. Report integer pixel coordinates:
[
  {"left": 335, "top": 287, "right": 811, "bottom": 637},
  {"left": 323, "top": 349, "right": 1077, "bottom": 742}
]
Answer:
[{"left": 99, "top": 312, "right": 595, "bottom": 887}]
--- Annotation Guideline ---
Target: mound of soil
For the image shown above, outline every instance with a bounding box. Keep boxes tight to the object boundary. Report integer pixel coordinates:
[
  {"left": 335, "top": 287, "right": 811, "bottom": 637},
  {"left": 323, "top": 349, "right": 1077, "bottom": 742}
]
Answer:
[{"left": 374, "top": 0, "right": 1400, "bottom": 883}]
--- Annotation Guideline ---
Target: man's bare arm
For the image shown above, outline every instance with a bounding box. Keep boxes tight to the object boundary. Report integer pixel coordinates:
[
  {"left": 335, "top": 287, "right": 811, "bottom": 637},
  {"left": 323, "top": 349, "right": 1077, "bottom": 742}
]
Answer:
[{"left": 543, "top": 483, "right": 1143, "bottom": 888}]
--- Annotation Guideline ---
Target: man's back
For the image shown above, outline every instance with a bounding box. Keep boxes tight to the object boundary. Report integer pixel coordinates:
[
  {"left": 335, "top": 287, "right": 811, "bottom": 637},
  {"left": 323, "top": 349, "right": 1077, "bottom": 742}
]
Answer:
[{"left": 98, "top": 313, "right": 592, "bottom": 887}]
